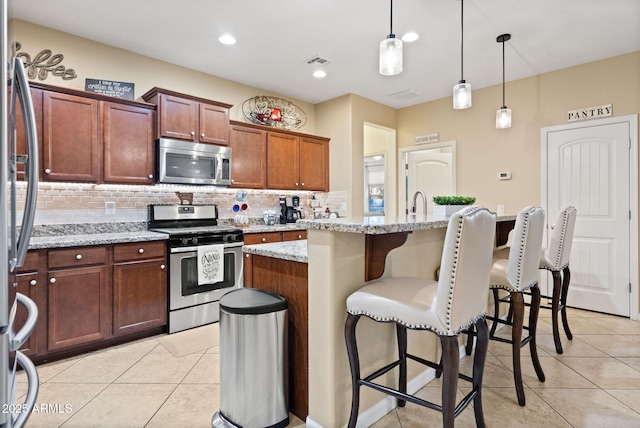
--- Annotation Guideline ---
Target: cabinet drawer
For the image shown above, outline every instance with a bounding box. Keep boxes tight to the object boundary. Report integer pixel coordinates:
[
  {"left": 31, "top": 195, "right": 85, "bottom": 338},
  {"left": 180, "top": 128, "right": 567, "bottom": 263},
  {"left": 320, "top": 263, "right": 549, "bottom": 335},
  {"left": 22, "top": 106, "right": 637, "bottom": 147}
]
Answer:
[
  {"left": 244, "top": 232, "right": 283, "bottom": 245},
  {"left": 113, "top": 241, "right": 166, "bottom": 262},
  {"left": 16, "top": 251, "right": 40, "bottom": 273},
  {"left": 283, "top": 230, "right": 307, "bottom": 241},
  {"left": 48, "top": 246, "right": 107, "bottom": 268}
]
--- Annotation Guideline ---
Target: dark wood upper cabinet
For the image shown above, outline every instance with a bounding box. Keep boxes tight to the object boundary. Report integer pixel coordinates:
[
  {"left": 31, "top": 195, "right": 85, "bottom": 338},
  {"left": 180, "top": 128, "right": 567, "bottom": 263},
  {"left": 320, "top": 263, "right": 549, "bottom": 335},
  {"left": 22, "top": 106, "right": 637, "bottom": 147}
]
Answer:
[
  {"left": 102, "top": 101, "right": 155, "bottom": 184},
  {"left": 229, "top": 124, "right": 267, "bottom": 188},
  {"left": 267, "top": 132, "right": 300, "bottom": 190},
  {"left": 142, "top": 87, "right": 231, "bottom": 146},
  {"left": 13, "top": 87, "right": 43, "bottom": 181},
  {"left": 299, "top": 136, "right": 329, "bottom": 191},
  {"left": 42, "top": 91, "right": 100, "bottom": 183}
]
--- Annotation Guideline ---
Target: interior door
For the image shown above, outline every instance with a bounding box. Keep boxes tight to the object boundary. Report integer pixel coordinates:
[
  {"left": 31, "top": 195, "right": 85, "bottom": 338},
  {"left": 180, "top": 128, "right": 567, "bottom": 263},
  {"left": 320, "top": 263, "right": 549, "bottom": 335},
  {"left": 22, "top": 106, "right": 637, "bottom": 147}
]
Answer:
[
  {"left": 544, "top": 120, "right": 631, "bottom": 316},
  {"left": 403, "top": 149, "right": 454, "bottom": 215}
]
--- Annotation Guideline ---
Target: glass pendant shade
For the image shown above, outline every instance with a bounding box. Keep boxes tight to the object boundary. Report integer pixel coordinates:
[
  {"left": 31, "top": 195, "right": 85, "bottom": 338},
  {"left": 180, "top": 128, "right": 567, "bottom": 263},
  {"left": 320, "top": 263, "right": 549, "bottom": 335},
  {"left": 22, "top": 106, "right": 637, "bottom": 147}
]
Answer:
[
  {"left": 496, "top": 107, "right": 512, "bottom": 129},
  {"left": 453, "top": 81, "right": 472, "bottom": 109},
  {"left": 379, "top": 35, "right": 403, "bottom": 76}
]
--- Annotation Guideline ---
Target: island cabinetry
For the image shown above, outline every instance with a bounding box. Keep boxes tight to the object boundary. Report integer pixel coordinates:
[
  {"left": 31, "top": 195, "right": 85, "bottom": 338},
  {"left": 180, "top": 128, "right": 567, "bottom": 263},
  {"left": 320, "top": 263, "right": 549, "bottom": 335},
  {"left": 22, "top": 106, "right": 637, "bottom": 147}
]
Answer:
[
  {"left": 47, "top": 246, "right": 111, "bottom": 351},
  {"left": 10, "top": 250, "right": 47, "bottom": 357},
  {"left": 102, "top": 101, "right": 155, "bottom": 184},
  {"left": 42, "top": 91, "right": 100, "bottom": 183},
  {"left": 229, "top": 124, "right": 267, "bottom": 188},
  {"left": 112, "top": 241, "right": 167, "bottom": 336},
  {"left": 142, "top": 87, "right": 231, "bottom": 145},
  {"left": 246, "top": 255, "right": 309, "bottom": 420}
]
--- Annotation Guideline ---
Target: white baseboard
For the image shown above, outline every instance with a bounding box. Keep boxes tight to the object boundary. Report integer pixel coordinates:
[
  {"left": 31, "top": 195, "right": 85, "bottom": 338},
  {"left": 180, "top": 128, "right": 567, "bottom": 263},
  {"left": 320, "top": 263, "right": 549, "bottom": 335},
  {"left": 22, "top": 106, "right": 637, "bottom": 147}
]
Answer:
[{"left": 306, "top": 344, "right": 469, "bottom": 428}]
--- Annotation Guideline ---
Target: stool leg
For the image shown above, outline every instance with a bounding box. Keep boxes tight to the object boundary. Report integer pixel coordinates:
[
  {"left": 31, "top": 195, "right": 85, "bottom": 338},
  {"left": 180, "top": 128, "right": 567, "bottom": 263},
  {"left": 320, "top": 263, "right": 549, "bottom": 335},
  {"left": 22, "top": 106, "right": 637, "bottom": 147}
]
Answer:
[
  {"left": 465, "top": 324, "right": 475, "bottom": 356},
  {"left": 440, "top": 335, "right": 459, "bottom": 428},
  {"left": 529, "top": 285, "right": 546, "bottom": 382},
  {"left": 472, "top": 318, "right": 489, "bottom": 428},
  {"left": 550, "top": 270, "right": 563, "bottom": 354},
  {"left": 510, "top": 291, "right": 526, "bottom": 406},
  {"left": 489, "top": 288, "right": 501, "bottom": 338},
  {"left": 561, "top": 266, "right": 573, "bottom": 340},
  {"left": 396, "top": 323, "right": 407, "bottom": 407},
  {"left": 345, "top": 313, "right": 362, "bottom": 428}
]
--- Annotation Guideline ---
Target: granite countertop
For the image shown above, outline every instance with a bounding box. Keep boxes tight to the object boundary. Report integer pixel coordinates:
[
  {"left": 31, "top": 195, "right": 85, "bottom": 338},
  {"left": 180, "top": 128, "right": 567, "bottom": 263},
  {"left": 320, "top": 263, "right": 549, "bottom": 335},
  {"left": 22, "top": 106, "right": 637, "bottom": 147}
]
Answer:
[
  {"left": 297, "top": 213, "right": 517, "bottom": 235},
  {"left": 241, "top": 223, "right": 307, "bottom": 234},
  {"left": 243, "top": 240, "right": 308, "bottom": 263}
]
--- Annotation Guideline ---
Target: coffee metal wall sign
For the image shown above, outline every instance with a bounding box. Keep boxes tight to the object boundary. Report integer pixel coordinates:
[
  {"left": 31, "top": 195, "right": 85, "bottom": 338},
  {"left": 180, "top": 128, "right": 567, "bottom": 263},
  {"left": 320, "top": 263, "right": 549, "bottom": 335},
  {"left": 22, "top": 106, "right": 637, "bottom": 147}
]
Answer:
[
  {"left": 13, "top": 42, "right": 77, "bottom": 81},
  {"left": 567, "top": 103, "right": 612, "bottom": 122}
]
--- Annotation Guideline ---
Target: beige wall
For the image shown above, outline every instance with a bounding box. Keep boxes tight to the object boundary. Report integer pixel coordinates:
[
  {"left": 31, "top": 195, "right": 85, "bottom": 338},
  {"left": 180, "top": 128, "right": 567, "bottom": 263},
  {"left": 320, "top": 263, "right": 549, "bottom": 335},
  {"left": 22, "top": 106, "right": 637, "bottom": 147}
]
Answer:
[
  {"left": 11, "top": 19, "right": 318, "bottom": 132},
  {"left": 397, "top": 51, "right": 640, "bottom": 215}
]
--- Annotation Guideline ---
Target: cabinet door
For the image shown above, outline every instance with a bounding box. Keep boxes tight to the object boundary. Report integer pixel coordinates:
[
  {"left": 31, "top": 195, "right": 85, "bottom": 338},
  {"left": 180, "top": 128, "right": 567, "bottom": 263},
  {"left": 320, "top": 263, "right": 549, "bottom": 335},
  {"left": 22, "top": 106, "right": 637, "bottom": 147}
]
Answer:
[
  {"left": 102, "top": 102, "right": 155, "bottom": 184},
  {"left": 113, "top": 259, "right": 167, "bottom": 335},
  {"left": 43, "top": 91, "right": 99, "bottom": 182},
  {"left": 199, "top": 103, "right": 229, "bottom": 145},
  {"left": 10, "top": 273, "right": 43, "bottom": 356},
  {"left": 14, "top": 88, "right": 43, "bottom": 181},
  {"left": 243, "top": 232, "right": 283, "bottom": 245},
  {"left": 299, "top": 137, "right": 329, "bottom": 191},
  {"left": 229, "top": 125, "right": 267, "bottom": 188},
  {"left": 267, "top": 132, "right": 299, "bottom": 190},
  {"left": 158, "top": 94, "right": 197, "bottom": 141},
  {"left": 48, "top": 265, "right": 110, "bottom": 351}
]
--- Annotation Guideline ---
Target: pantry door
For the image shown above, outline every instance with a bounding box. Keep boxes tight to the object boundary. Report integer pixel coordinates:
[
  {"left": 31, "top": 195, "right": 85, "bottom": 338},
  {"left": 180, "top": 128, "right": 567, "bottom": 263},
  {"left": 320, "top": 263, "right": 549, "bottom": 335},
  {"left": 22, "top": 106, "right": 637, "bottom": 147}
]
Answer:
[{"left": 541, "top": 115, "right": 638, "bottom": 317}]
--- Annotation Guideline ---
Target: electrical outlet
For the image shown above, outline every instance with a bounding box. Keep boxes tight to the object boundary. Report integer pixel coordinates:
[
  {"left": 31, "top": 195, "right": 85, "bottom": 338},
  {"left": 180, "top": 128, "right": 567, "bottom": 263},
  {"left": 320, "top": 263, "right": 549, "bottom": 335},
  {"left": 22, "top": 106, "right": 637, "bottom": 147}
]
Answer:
[{"left": 105, "top": 202, "right": 116, "bottom": 215}]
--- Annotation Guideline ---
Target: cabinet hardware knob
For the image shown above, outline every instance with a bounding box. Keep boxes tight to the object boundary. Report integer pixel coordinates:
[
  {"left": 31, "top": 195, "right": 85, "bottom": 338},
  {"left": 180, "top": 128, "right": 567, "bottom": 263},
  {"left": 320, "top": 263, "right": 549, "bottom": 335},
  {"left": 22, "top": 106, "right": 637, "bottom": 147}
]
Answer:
[
  {"left": 261, "top": 238, "right": 266, "bottom": 242},
  {"left": 301, "top": 183, "right": 305, "bottom": 187},
  {"left": 49, "top": 278, "right": 56, "bottom": 284},
  {"left": 160, "top": 264, "right": 166, "bottom": 270},
  {"left": 44, "top": 168, "right": 51, "bottom": 174},
  {"left": 295, "top": 182, "right": 299, "bottom": 186},
  {"left": 191, "top": 131, "right": 195, "bottom": 136},
  {"left": 138, "top": 248, "right": 144, "bottom": 254},
  {"left": 245, "top": 254, "right": 250, "bottom": 258},
  {"left": 201, "top": 133, "right": 205, "bottom": 138},
  {"left": 75, "top": 254, "right": 82, "bottom": 260},
  {"left": 148, "top": 174, "right": 153, "bottom": 179},
  {"left": 30, "top": 280, "right": 37, "bottom": 286},
  {"left": 298, "top": 235, "right": 302, "bottom": 239}
]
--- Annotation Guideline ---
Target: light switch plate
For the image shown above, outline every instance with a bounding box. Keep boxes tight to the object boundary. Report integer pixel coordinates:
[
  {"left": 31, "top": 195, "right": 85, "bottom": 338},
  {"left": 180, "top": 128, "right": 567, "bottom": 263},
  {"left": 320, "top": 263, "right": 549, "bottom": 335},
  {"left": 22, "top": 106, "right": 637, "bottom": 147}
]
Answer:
[{"left": 105, "top": 201, "right": 116, "bottom": 215}]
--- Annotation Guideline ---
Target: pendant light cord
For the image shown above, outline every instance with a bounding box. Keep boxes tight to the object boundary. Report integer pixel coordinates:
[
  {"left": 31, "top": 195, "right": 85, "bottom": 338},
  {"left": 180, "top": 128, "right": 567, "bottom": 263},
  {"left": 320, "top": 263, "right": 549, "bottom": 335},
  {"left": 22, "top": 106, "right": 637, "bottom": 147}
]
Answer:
[
  {"left": 502, "top": 38, "right": 506, "bottom": 107},
  {"left": 460, "top": 0, "right": 464, "bottom": 81},
  {"left": 390, "top": 0, "right": 394, "bottom": 35}
]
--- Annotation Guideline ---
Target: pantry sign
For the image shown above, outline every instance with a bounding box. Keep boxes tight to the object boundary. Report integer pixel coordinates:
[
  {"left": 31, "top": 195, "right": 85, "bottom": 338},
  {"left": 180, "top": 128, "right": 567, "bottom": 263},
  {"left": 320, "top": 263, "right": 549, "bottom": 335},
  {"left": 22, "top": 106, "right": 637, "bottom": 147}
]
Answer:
[{"left": 567, "top": 103, "right": 612, "bottom": 122}]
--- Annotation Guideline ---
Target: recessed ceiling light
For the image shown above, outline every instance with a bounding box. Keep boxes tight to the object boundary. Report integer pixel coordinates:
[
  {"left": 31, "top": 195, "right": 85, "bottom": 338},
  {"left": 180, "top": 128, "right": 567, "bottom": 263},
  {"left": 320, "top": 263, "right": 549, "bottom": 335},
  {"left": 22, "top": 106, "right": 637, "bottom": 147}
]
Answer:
[
  {"left": 312, "top": 70, "right": 327, "bottom": 78},
  {"left": 401, "top": 32, "right": 419, "bottom": 42},
  {"left": 218, "top": 35, "right": 236, "bottom": 45}
]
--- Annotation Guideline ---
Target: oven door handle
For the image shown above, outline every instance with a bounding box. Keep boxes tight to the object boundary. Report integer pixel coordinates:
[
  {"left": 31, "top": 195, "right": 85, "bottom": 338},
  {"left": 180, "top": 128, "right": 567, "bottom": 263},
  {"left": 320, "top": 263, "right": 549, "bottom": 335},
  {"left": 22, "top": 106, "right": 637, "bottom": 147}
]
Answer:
[{"left": 169, "top": 242, "right": 243, "bottom": 254}]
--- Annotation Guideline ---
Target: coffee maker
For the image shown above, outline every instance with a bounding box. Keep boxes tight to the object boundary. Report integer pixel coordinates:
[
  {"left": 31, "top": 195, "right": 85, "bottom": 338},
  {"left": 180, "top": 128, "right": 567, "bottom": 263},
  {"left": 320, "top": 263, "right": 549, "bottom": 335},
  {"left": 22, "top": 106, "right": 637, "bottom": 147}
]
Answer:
[{"left": 279, "top": 196, "right": 300, "bottom": 224}]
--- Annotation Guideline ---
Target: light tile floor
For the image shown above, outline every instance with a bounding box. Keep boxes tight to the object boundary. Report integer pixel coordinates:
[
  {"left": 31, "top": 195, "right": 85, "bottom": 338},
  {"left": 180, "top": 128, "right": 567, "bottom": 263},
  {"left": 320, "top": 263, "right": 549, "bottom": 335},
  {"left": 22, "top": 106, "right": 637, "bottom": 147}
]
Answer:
[{"left": 16, "top": 306, "right": 640, "bottom": 427}]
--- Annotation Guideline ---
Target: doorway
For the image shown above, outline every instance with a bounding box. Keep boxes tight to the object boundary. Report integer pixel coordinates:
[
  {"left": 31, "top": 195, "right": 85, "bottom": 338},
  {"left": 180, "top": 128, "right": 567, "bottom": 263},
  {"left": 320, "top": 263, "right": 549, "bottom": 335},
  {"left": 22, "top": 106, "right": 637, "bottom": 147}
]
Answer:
[
  {"left": 541, "top": 114, "right": 638, "bottom": 318},
  {"left": 398, "top": 142, "right": 456, "bottom": 215},
  {"left": 364, "top": 123, "right": 396, "bottom": 216}
]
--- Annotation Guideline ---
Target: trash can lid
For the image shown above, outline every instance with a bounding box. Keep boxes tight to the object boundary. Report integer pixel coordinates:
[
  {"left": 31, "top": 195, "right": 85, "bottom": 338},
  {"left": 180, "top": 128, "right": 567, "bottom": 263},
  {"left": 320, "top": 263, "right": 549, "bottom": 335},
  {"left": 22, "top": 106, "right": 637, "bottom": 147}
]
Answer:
[{"left": 220, "top": 288, "right": 288, "bottom": 315}]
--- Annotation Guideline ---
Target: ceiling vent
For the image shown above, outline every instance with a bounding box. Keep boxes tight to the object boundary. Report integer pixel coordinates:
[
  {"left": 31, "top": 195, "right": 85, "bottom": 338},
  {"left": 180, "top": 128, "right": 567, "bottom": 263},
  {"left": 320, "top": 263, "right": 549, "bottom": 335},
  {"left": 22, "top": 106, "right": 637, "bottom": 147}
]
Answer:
[
  {"left": 386, "top": 88, "right": 423, "bottom": 100},
  {"left": 306, "top": 55, "right": 330, "bottom": 65}
]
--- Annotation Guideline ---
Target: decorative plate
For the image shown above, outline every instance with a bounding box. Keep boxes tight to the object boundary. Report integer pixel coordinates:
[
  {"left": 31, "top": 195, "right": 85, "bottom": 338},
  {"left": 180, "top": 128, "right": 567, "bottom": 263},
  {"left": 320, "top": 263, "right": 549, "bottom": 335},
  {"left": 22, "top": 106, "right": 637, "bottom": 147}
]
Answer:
[{"left": 241, "top": 95, "right": 307, "bottom": 130}]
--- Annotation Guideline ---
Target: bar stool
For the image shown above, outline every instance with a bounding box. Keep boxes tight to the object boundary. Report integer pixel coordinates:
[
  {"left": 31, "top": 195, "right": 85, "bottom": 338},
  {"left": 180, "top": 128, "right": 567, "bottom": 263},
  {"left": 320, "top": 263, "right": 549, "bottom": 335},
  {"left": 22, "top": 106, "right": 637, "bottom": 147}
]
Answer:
[
  {"left": 539, "top": 206, "right": 577, "bottom": 354},
  {"left": 345, "top": 207, "right": 496, "bottom": 428},
  {"left": 481, "top": 206, "right": 546, "bottom": 406}
]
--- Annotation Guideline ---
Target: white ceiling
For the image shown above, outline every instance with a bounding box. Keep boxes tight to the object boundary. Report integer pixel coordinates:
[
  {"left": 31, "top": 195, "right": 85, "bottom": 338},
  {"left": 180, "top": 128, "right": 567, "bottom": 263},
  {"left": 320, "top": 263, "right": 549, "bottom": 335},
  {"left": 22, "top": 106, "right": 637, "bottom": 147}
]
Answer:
[{"left": 10, "top": 0, "right": 640, "bottom": 109}]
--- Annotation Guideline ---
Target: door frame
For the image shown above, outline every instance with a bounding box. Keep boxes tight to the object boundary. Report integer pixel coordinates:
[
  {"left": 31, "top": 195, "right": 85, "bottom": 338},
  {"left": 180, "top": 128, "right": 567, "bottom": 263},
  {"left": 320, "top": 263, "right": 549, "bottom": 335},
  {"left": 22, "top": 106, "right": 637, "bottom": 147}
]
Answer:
[
  {"left": 540, "top": 114, "right": 639, "bottom": 320},
  {"left": 398, "top": 140, "right": 457, "bottom": 216}
]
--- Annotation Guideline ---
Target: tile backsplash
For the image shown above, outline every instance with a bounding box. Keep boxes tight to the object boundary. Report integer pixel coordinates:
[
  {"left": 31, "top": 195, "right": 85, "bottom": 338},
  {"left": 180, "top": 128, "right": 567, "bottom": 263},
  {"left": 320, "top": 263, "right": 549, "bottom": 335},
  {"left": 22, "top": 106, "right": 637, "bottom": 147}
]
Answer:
[{"left": 17, "top": 182, "right": 347, "bottom": 225}]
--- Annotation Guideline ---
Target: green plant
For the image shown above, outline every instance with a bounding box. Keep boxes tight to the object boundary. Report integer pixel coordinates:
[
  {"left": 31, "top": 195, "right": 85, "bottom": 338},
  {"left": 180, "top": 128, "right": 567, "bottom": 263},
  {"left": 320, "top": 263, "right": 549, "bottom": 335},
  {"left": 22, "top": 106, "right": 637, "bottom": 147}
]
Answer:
[{"left": 432, "top": 195, "right": 476, "bottom": 205}]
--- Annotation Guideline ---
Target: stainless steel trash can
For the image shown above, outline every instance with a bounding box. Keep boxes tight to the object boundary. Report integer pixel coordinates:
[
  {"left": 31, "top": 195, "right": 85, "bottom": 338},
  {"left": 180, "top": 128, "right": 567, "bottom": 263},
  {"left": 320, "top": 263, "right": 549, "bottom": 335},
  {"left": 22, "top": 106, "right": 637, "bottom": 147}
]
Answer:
[{"left": 212, "top": 288, "right": 288, "bottom": 428}]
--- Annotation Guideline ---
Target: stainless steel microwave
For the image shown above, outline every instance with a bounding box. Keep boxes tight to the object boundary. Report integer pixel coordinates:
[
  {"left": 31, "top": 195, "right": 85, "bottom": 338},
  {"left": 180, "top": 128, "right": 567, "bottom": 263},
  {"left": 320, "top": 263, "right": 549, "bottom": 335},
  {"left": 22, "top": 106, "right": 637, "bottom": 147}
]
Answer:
[{"left": 157, "top": 138, "right": 232, "bottom": 186}]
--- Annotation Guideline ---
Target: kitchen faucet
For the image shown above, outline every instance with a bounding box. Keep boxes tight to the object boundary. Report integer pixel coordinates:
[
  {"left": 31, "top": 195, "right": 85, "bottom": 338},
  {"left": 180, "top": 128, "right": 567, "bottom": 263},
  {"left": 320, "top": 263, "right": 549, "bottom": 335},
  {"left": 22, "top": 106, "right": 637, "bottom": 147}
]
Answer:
[{"left": 410, "top": 191, "right": 427, "bottom": 214}]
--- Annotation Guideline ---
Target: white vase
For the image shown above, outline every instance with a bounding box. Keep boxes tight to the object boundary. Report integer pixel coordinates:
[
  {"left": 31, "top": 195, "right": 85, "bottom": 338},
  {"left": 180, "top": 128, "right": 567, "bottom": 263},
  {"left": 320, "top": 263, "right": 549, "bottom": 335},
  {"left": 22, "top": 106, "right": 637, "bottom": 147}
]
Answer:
[{"left": 433, "top": 204, "right": 469, "bottom": 217}]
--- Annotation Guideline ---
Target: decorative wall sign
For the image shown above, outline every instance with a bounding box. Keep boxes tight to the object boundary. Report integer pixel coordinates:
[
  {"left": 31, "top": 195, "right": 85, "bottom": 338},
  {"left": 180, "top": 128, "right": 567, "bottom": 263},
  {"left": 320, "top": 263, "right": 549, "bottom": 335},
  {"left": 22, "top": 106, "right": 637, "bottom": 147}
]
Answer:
[
  {"left": 415, "top": 133, "right": 439, "bottom": 144},
  {"left": 241, "top": 95, "right": 307, "bottom": 130},
  {"left": 13, "top": 42, "right": 77, "bottom": 81},
  {"left": 85, "top": 79, "right": 135, "bottom": 100},
  {"left": 567, "top": 103, "right": 612, "bottom": 122}
]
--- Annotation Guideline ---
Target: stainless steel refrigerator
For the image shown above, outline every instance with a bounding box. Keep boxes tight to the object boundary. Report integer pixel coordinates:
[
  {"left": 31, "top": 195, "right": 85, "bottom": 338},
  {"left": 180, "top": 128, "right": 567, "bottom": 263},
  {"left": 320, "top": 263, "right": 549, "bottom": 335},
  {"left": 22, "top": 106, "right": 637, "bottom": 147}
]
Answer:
[{"left": 1, "top": 0, "right": 40, "bottom": 426}]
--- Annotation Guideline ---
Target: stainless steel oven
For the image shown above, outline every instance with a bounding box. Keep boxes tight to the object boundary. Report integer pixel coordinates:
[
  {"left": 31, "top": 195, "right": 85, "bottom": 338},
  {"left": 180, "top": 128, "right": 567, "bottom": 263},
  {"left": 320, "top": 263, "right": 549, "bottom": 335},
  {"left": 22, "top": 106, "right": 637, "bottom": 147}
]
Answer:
[{"left": 149, "top": 204, "right": 244, "bottom": 333}]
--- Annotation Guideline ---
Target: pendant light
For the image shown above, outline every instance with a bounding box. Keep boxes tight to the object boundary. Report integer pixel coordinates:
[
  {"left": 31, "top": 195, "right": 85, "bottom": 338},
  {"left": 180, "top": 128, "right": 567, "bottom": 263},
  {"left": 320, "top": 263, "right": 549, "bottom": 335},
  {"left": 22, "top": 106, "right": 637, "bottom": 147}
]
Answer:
[
  {"left": 453, "top": 0, "right": 471, "bottom": 109},
  {"left": 379, "top": 0, "right": 403, "bottom": 76},
  {"left": 496, "top": 33, "right": 512, "bottom": 129}
]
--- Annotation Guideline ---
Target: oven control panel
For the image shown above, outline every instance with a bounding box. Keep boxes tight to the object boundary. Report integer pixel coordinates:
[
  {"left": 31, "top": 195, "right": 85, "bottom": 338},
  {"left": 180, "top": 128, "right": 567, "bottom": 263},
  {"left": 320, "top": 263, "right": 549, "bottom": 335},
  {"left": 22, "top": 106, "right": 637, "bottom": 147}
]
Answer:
[{"left": 169, "top": 232, "right": 244, "bottom": 248}]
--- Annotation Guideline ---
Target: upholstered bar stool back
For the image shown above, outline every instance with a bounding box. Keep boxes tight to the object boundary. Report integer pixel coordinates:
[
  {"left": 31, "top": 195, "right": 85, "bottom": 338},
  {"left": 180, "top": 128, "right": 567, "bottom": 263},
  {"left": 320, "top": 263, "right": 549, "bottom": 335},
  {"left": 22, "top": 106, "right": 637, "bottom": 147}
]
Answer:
[
  {"left": 345, "top": 207, "right": 496, "bottom": 428},
  {"left": 484, "top": 206, "right": 546, "bottom": 407},
  {"left": 539, "top": 206, "right": 577, "bottom": 354}
]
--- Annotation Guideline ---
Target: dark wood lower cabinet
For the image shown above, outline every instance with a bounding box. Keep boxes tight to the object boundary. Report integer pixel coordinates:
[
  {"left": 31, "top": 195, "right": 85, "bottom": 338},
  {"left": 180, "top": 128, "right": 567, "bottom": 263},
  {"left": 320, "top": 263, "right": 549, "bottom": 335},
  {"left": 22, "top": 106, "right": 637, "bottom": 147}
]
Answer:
[
  {"left": 248, "top": 254, "right": 309, "bottom": 420},
  {"left": 47, "top": 265, "right": 111, "bottom": 351}
]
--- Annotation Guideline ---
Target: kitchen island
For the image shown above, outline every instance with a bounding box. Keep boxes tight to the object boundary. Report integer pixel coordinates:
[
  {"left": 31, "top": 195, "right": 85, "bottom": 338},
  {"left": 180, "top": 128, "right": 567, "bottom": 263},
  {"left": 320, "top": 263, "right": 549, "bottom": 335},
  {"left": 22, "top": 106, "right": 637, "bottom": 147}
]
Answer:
[{"left": 296, "top": 213, "right": 515, "bottom": 428}]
